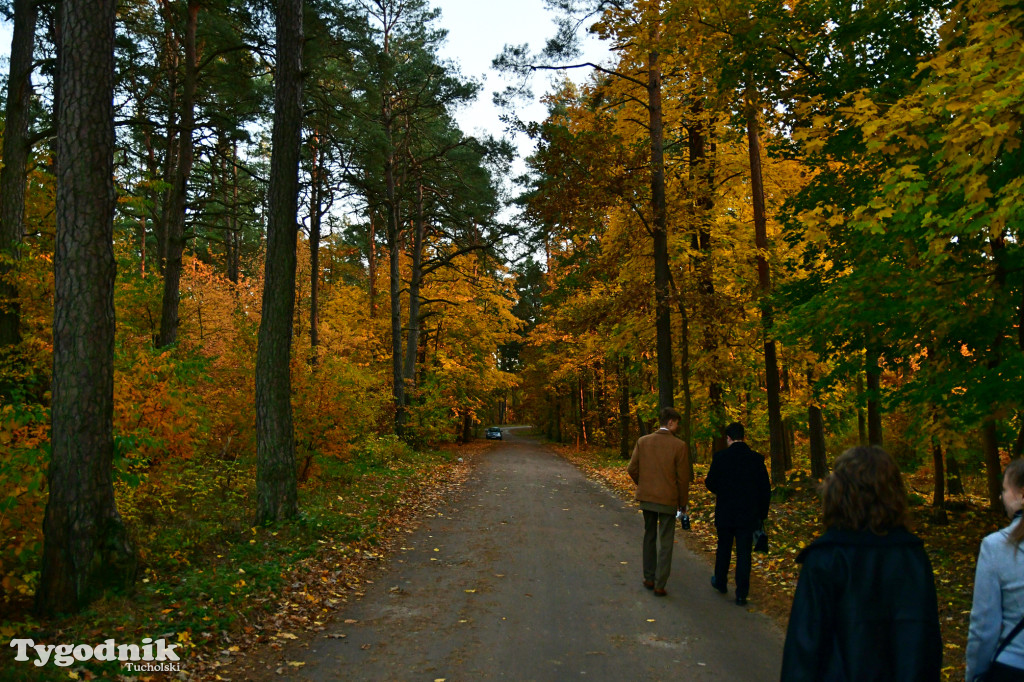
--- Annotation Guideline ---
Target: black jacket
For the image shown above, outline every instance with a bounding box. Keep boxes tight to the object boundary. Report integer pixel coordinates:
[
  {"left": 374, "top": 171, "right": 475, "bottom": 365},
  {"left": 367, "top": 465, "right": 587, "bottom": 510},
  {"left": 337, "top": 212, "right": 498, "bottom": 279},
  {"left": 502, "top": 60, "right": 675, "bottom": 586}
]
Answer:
[
  {"left": 780, "top": 528, "right": 942, "bottom": 682},
  {"left": 704, "top": 441, "right": 771, "bottom": 529}
]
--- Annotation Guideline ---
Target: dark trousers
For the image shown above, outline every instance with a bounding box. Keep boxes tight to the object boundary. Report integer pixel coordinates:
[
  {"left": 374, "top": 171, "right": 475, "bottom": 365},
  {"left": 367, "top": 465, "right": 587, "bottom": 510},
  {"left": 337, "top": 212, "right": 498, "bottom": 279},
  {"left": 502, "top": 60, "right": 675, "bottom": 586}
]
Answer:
[
  {"left": 714, "top": 524, "right": 754, "bottom": 600},
  {"left": 642, "top": 510, "right": 676, "bottom": 590}
]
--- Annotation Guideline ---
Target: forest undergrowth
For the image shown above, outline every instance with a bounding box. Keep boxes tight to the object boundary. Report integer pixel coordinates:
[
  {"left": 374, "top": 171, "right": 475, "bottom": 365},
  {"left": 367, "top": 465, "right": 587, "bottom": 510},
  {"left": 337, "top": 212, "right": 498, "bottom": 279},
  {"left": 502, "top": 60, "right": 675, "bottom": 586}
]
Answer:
[
  {"left": 0, "top": 436, "right": 492, "bottom": 681},
  {"left": 553, "top": 440, "right": 1007, "bottom": 682}
]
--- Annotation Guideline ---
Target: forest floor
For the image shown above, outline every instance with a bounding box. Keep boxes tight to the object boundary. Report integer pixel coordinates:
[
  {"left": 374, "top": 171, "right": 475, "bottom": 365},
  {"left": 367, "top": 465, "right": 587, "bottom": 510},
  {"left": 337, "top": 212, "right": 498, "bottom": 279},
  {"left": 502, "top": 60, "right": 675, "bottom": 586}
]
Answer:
[
  {"left": 1, "top": 431, "right": 1001, "bottom": 681},
  {"left": 553, "top": 440, "right": 1007, "bottom": 682},
  {"left": 1, "top": 438, "right": 493, "bottom": 681}
]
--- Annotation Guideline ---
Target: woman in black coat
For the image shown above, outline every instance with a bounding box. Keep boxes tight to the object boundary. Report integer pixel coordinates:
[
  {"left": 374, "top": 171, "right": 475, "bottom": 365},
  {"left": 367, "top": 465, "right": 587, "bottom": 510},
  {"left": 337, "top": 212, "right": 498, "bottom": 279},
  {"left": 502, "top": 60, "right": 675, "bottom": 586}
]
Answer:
[{"left": 780, "top": 446, "right": 942, "bottom": 681}]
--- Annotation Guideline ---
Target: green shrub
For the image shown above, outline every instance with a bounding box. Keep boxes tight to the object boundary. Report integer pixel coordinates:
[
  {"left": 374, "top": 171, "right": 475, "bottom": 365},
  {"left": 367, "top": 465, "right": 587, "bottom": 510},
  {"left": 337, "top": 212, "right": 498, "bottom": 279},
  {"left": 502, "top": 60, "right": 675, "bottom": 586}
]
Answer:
[{"left": 352, "top": 434, "right": 415, "bottom": 468}]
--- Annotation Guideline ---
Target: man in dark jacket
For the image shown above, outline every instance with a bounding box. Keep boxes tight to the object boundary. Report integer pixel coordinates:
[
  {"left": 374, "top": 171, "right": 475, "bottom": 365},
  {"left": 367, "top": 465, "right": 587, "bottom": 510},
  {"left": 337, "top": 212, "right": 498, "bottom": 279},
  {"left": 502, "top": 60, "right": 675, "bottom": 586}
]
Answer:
[{"left": 705, "top": 422, "right": 771, "bottom": 605}]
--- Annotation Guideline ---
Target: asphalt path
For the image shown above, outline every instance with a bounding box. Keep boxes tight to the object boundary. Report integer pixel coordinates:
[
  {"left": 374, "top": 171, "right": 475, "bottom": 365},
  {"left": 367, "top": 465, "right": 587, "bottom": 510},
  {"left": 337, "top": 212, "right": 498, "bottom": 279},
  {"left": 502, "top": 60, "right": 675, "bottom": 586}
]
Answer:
[{"left": 280, "top": 429, "right": 784, "bottom": 681}]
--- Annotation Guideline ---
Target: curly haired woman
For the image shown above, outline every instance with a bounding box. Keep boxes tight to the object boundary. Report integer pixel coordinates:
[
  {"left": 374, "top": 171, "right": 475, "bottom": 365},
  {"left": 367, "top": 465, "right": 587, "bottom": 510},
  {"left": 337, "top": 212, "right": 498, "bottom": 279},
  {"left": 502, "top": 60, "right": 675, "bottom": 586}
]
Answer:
[{"left": 780, "top": 446, "right": 942, "bottom": 681}]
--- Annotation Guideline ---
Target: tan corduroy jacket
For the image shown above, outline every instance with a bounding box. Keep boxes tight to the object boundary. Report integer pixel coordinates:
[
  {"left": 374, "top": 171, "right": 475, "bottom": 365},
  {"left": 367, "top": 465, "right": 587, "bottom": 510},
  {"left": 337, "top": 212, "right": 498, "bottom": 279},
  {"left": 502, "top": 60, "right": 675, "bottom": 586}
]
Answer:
[{"left": 627, "top": 429, "right": 690, "bottom": 510}]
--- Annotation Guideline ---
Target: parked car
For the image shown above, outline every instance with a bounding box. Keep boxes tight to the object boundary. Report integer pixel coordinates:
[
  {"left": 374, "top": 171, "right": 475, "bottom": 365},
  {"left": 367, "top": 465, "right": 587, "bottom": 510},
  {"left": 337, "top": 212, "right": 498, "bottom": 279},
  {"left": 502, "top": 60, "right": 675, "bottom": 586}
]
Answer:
[{"left": 485, "top": 427, "right": 502, "bottom": 440}]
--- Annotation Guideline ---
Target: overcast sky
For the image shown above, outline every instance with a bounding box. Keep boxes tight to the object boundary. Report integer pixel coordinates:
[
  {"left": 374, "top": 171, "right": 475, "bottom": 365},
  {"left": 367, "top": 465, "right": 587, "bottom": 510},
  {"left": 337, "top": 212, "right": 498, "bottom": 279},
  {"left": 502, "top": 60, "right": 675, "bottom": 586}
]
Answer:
[{"left": 430, "top": 0, "right": 613, "bottom": 162}]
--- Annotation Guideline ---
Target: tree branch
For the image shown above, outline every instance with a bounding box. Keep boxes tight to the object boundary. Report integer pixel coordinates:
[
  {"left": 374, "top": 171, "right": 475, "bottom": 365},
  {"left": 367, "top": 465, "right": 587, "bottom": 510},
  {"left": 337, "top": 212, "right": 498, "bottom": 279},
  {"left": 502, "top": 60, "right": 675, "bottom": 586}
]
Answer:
[{"left": 532, "top": 62, "right": 649, "bottom": 90}]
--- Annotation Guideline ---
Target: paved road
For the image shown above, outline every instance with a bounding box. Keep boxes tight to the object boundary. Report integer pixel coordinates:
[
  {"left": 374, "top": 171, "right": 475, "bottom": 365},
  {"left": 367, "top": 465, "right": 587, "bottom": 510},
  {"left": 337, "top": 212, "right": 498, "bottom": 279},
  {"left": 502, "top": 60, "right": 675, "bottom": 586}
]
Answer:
[{"left": 281, "top": 430, "right": 784, "bottom": 681}]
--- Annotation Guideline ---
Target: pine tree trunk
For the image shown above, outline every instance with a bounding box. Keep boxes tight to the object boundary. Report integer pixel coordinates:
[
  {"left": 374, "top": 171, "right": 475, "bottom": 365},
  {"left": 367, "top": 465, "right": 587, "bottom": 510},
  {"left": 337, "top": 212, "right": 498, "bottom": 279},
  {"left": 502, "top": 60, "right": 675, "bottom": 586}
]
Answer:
[
  {"left": 947, "top": 454, "right": 965, "bottom": 495},
  {"left": 983, "top": 419, "right": 1002, "bottom": 513},
  {"left": 866, "top": 350, "right": 883, "bottom": 446},
  {"left": 1014, "top": 419, "right": 1023, "bottom": 458},
  {"left": 688, "top": 103, "right": 725, "bottom": 450},
  {"left": 0, "top": 0, "right": 39, "bottom": 348},
  {"left": 668, "top": 277, "right": 693, "bottom": 458},
  {"left": 158, "top": 0, "right": 199, "bottom": 348},
  {"left": 636, "top": 409, "right": 650, "bottom": 437},
  {"left": 808, "top": 403, "right": 827, "bottom": 479},
  {"left": 554, "top": 394, "right": 562, "bottom": 442},
  {"left": 692, "top": 141, "right": 724, "bottom": 446},
  {"left": 254, "top": 0, "right": 303, "bottom": 525},
  {"left": 746, "top": 90, "right": 785, "bottom": 484},
  {"left": 857, "top": 375, "right": 867, "bottom": 445},
  {"left": 36, "top": 0, "right": 136, "bottom": 616},
  {"left": 308, "top": 133, "right": 323, "bottom": 364},
  {"left": 227, "top": 141, "right": 240, "bottom": 284},
  {"left": 578, "top": 375, "right": 587, "bottom": 445},
  {"left": 46, "top": 1, "right": 64, "bottom": 165},
  {"left": 367, "top": 211, "right": 377, "bottom": 317},
  {"left": 807, "top": 368, "right": 827, "bottom": 478},
  {"left": 156, "top": 0, "right": 178, "bottom": 275},
  {"left": 931, "top": 437, "right": 947, "bottom": 524},
  {"left": 383, "top": 127, "right": 405, "bottom": 434},
  {"left": 386, "top": 211, "right": 404, "bottom": 432},
  {"left": 647, "top": 7, "right": 673, "bottom": 412},
  {"left": 618, "top": 355, "right": 630, "bottom": 459},
  {"left": 546, "top": 397, "right": 554, "bottom": 441},
  {"left": 403, "top": 184, "right": 426, "bottom": 388}
]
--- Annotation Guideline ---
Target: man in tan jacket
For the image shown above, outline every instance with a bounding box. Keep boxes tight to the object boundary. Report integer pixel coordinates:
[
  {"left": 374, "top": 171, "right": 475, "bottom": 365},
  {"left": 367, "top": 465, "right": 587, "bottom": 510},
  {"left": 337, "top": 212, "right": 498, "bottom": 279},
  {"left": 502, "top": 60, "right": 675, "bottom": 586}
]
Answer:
[{"left": 627, "top": 407, "right": 691, "bottom": 596}]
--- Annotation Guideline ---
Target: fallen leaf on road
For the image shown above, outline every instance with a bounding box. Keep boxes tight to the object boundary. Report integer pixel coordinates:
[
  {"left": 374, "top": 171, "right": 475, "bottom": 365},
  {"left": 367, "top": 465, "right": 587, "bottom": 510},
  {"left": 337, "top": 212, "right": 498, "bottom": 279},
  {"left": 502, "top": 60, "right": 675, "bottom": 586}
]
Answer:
[
  {"left": 324, "top": 634, "right": 346, "bottom": 639},
  {"left": 344, "top": 619, "right": 358, "bottom": 624},
  {"left": 464, "top": 589, "right": 476, "bottom": 593},
  {"left": 360, "top": 644, "right": 371, "bottom": 650},
  {"left": 647, "top": 619, "right": 655, "bottom": 623},
  {"left": 275, "top": 633, "right": 298, "bottom": 640},
  {"left": 287, "top": 662, "right": 305, "bottom": 668}
]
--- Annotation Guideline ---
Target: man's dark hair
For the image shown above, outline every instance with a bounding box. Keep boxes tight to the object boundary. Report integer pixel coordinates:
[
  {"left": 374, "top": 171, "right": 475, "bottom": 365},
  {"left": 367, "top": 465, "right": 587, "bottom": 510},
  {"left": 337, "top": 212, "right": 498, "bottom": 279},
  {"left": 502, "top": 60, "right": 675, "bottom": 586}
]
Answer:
[
  {"left": 725, "top": 422, "right": 745, "bottom": 441},
  {"left": 659, "top": 407, "right": 681, "bottom": 426}
]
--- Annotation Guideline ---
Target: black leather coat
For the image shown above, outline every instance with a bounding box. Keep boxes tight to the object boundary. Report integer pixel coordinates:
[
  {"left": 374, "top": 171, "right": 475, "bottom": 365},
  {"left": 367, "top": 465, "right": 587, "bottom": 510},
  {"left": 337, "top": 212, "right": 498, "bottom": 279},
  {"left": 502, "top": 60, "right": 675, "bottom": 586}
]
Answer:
[
  {"left": 705, "top": 441, "right": 771, "bottom": 529},
  {"left": 780, "top": 528, "right": 942, "bottom": 682}
]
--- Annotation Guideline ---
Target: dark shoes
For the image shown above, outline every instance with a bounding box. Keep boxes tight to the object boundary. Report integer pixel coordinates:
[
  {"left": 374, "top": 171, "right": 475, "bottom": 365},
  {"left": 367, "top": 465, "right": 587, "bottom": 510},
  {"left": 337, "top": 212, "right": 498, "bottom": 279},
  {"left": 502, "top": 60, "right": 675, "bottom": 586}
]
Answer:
[
  {"left": 644, "top": 580, "right": 666, "bottom": 596},
  {"left": 712, "top": 575, "right": 748, "bottom": 605},
  {"left": 711, "top": 575, "right": 727, "bottom": 594}
]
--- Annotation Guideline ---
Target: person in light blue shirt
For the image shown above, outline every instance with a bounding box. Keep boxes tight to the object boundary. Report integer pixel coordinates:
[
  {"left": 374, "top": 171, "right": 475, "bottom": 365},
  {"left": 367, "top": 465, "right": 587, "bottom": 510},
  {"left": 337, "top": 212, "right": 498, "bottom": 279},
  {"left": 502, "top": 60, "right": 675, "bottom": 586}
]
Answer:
[{"left": 967, "top": 458, "right": 1024, "bottom": 681}]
